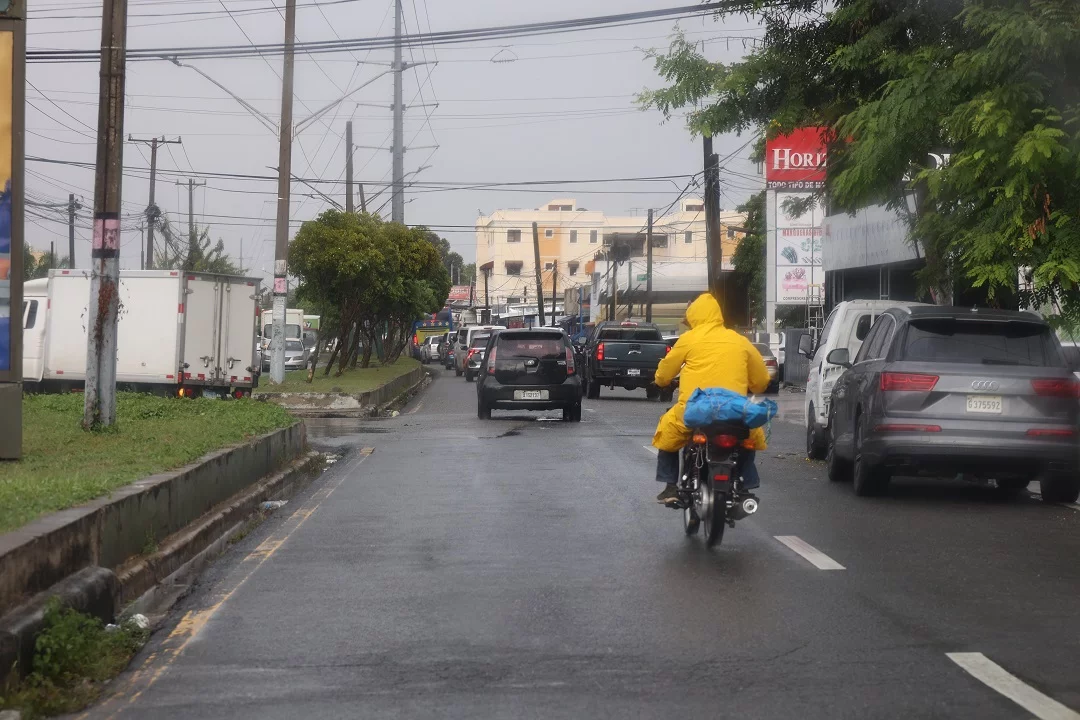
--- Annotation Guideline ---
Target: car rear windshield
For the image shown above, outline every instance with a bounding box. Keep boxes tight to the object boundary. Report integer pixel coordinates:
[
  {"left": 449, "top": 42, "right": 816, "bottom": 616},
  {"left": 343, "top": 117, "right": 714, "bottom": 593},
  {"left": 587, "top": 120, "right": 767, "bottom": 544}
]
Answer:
[
  {"left": 752, "top": 343, "right": 773, "bottom": 357},
  {"left": 498, "top": 334, "right": 564, "bottom": 359},
  {"left": 285, "top": 340, "right": 304, "bottom": 352},
  {"left": 470, "top": 336, "right": 491, "bottom": 348},
  {"left": 597, "top": 327, "right": 663, "bottom": 341},
  {"left": 902, "top": 319, "right": 1063, "bottom": 366}
]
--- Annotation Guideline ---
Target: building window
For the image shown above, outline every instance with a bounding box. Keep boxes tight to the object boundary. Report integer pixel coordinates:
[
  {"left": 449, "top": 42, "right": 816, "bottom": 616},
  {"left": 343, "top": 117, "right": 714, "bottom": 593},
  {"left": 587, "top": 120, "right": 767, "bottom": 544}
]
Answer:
[
  {"left": 684, "top": 231, "right": 693, "bottom": 244},
  {"left": 505, "top": 261, "right": 523, "bottom": 276},
  {"left": 570, "top": 230, "right": 578, "bottom": 243},
  {"left": 507, "top": 229, "right": 521, "bottom": 243},
  {"left": 727, "top": 228, "right": 736, "bottom": 239},
  {"left": 545, "top": 228, "right": 554, "bottom": 238},
  {"left": 590, "top": 230, "right": 598, "bottom": 244},
  {"left": 544, "top": 262, "right": 554, "bottom": 271},
  {"left": 506, "top": 296, "right": 521, "bottom": 305},
  {"left": 548, "top": 204, "right": 573, "bottom": 211},
  {"left": 685, "top": 203, "right": 704, "bottom": 212},
  {"left": 568, "top": 261, "right": 579, "bottom": 276},
  {"left": 653, "top": 235, "right": 668, "bottom": 249}
]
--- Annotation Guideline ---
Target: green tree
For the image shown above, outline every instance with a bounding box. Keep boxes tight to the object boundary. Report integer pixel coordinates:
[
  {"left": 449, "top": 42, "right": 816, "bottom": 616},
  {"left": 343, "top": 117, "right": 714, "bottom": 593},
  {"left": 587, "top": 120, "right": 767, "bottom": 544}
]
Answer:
[
  {"left": 731, "top": 191, "right": 766, "bottom": 324},
  {"left": 640, "top": 1, "right": 1080, "bottom": 326},
  {"left": 153, "top": 216, "right": 240, "bottom": 274},
  {"left": 23, "top": 242, "right": 71, "bottom": 280}
]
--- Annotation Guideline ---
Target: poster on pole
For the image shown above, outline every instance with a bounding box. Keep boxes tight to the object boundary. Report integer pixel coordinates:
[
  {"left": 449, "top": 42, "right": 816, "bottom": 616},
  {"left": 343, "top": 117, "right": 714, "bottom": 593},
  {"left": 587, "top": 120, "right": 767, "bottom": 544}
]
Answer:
[
  {"left": 0, "top": 31, "right": 12, "bottom": 372},
  {"left": 765, "top": 128, "right": 827, "bottom": 308}
]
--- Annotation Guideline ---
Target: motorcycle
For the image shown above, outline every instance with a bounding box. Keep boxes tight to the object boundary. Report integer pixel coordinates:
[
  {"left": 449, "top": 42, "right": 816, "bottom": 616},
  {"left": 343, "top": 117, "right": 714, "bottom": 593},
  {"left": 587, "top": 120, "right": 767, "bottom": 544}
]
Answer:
[{"left": 672, "top": 422, "right": 759, "bottom": 547}]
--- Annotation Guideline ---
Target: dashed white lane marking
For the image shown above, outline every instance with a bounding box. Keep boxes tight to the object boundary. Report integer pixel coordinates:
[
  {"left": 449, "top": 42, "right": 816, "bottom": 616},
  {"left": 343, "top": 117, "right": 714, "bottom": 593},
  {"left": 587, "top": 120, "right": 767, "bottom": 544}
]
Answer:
[
  {"left": 1065, "top": 502, "right": 1080, "bottom": 511},
  {"left": 947, "top": 653, "right": 1080, "bottom": 720},
  {"left": 774, "top": 536, "right": 845, "bottom": 570},
  {"left": 586, "top": 408, "right": 597, "bottom": 413},
  {"left": 643, "top": 445, "right": 658, "bottom": 456}
]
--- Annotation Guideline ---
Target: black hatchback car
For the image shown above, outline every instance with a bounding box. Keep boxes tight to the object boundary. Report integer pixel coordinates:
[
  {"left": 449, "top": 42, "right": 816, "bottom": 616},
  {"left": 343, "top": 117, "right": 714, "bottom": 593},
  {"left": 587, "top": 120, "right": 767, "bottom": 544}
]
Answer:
[{"left": 476, "top": 329, "right": 582, "bottom": 422}]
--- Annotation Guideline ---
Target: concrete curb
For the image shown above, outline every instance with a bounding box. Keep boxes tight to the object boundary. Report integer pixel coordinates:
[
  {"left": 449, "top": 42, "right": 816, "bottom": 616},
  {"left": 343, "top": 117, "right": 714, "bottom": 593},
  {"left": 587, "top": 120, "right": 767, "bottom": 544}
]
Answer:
[{"left": 256, "top": 366, "right": 424, "bottom": 415}]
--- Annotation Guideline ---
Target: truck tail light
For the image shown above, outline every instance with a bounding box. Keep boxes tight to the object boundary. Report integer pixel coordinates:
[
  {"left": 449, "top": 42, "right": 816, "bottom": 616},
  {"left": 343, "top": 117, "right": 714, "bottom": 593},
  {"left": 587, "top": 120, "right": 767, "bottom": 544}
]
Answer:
[
  {"left": 487, "top": 345, "right": 497, "bottom": 374},
  {"left": 596, "top": 342, "right": 605, "bottom": 361},
  {"left": 565, "top": 346, "right": 576, "bottom": 375},
  {"left": 1031, "top": 378, "right": 1080, "bottom": 398},
  {"left": 880, "top": 373, "right": 938, "bottom": 392}
]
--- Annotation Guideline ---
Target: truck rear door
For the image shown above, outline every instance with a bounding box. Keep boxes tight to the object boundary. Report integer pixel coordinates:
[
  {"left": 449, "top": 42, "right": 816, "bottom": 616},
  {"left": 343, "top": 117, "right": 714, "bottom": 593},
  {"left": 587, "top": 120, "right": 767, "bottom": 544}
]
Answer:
[
  {"left": 221, "top": 277, "right": 260, "bottom": 388},
  {"left": 182, "top": 274, "right": 223, "bottom": 386}
]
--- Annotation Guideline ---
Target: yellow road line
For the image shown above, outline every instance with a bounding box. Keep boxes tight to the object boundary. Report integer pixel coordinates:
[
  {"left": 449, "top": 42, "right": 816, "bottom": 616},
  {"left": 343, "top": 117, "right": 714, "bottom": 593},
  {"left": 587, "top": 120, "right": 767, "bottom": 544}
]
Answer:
[{"left": 88, "top": 447, "right": 375, "bottom": 719}]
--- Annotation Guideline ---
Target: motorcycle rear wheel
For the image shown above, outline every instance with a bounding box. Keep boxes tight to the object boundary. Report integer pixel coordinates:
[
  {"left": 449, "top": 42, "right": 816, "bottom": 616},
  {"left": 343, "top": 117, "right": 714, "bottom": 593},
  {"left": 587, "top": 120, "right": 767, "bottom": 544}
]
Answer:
[
  {"left": 683, "top": 506, "right": 700, "bottom": 535},
  {"left": 699, "top": 477, "right": 727, "bottom": 548}
]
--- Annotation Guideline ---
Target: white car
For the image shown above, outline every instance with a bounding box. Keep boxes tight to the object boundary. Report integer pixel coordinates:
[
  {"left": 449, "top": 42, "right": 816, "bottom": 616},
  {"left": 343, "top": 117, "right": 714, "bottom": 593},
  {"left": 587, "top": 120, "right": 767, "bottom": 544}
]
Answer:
[
  {"left": 419, "top": 335, "right": 442, "bottom": 364},
  {"left": 802, "top": 299, "right": 926, "bottom": 459}
]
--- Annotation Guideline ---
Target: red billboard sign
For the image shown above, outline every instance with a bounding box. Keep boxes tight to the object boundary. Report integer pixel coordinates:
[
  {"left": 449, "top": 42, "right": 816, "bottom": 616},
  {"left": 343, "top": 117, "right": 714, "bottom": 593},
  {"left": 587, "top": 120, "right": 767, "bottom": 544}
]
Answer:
[
  {"left": 765, "top": 127, "right": 828, "bottom": 188},
  {"left": 447, "top": 285, "right": 473, "bottom": 302}
]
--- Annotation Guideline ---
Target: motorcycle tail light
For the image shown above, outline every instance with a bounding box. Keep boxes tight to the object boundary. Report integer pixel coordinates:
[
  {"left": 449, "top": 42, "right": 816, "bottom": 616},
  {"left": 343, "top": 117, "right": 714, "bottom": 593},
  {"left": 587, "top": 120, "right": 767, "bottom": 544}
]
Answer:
[
  {"left": 713, "top": 474, "right": 730, "bottom": 482},
  {"left": 691, "top": 433, "right": 708, "bottom": 444},
  {"left": 713, "top": 434, "right": 738, "bottom": 448}
]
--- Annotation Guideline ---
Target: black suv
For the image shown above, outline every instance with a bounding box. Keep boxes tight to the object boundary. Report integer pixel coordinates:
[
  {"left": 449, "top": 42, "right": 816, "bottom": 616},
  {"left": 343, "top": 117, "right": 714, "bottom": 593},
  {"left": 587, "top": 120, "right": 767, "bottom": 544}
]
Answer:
[{"left": 476, "top": 329, "right": 582, "bottom": 422}]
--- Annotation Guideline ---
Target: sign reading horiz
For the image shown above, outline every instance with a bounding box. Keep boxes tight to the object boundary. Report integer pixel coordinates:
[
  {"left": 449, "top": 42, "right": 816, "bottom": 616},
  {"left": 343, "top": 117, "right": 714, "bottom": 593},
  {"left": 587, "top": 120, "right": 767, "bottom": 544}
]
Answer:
[{"left": 765, "top": 127, "right": 828, "bottom": 190}]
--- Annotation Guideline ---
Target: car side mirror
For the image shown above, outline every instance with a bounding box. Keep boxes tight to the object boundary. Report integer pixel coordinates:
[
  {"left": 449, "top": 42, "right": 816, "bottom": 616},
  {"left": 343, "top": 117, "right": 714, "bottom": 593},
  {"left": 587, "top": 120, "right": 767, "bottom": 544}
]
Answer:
[
  {"left": 826, "top": 348, "right": 852, "bottom": 369},
  {"left": 798, "top": 334, "right": 814, "bottom": 358}
]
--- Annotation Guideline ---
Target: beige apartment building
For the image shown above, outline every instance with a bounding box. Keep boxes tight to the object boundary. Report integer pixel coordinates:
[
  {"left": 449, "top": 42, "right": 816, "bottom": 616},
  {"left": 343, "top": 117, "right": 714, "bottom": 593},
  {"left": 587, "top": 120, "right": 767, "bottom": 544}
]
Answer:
[{"left": 475, "top": 198, "right": 746, "bottom": 307}]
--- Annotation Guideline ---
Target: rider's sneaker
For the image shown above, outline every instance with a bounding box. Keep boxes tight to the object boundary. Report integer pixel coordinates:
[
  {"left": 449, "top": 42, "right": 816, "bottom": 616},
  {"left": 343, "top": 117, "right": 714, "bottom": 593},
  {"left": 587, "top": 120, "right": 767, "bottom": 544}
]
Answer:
[{"left": 656, "top": 484, "right": 680, "bottom": 505}]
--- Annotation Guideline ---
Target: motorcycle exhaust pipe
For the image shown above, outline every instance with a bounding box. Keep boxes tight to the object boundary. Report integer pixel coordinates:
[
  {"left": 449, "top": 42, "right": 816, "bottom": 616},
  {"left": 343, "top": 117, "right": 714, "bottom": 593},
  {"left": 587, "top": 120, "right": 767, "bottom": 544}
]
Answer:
[{"left": 732, "top": 497, "right": 759, "bottom": 520}]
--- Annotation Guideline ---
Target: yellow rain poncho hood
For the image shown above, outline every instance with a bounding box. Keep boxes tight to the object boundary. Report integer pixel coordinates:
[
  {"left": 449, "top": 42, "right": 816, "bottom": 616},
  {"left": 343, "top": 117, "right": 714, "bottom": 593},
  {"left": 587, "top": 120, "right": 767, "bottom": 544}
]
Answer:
[{"left": 652, "top": 293, "right": 771, "bottom": 452}]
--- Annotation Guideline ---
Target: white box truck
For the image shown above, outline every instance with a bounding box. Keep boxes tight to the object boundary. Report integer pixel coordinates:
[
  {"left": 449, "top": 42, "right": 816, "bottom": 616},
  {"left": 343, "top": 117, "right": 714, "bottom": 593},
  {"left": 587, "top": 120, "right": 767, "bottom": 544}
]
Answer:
[{"left": 23, "top": 269, "right": 262, "bottom": 397}]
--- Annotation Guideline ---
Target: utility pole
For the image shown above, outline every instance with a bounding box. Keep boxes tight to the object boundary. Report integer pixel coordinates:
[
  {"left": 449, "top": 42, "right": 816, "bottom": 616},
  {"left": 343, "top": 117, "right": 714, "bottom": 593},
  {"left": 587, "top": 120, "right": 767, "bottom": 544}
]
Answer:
[
  {"left": 608, "top": 250, "right": 616, "bottom": 321},
  {"left": 532, "top": 222, "right": 546, "bottom": 327},
  {"left": 646, "top": 208, "right": 654, "bottom": 322},
  {"left": 391, "top": 0, "right": 405, "bottom": 223},
  {"left": 483, "top": 268, "right": 489, "bottom": 309},
  {"left": 84, "top": 0, "right": 128, "bottom": 429},
  {"left": 177, "top": 178, "right": 207, "bottom": 259},
  {"left": 703, "top": 135, "right": 722, "bottom": 297},
  {"left": 68, "top": 193, "right": 78, "bottom": 268},
  {"left": 139, "top": 222, "right": 145, "bottom": 270},
  {"left": 627, "top": 260, "right": 633, "bottom": 319},
  {"left": 345, "top": 120, "right": 354, "bottom": 213},
  {"left": 270, "top": 0, "right": 297, "bottom": 384},
  {"left": 129, "top": 135, "right": 181, "bottom": 271},
  {"left": 358, "top": 183, "right": 367, "bottom": 213},
  {"left": 550, "top": 259, "right": 557, "bottom": 326}
]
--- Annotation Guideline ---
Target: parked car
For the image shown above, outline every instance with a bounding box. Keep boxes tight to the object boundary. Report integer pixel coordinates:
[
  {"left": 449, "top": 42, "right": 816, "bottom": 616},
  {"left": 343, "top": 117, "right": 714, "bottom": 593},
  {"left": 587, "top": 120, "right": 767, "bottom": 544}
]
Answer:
[
  {"left": 463, "top": 333, "right": 494, "bottom": 382},
  {"left": 752, "top": 342, "right": 780, "bottom": 394},
  {"left": 476, "top": 328, "right": 582, "bottom": 421},
  {"left": 803, "top": 299, "right": 926, "bottom": 459},
  {"left": 583, "top": 321, "right": 671, "bottom": 400},
  {"left": 264, "top": 338, "right": 310, "bottom": 372},
  {"left": 419, "top": 335, "right": 442, "bottom": 364},
  {"left": 454, "top": 325, "right": 505, "bottom": 377},
  {"left": 751, "top": 332, "right": 786, "bottom": 380},
  {"left": 824, "top": 306, "right": 1080, "bottom": 502}
]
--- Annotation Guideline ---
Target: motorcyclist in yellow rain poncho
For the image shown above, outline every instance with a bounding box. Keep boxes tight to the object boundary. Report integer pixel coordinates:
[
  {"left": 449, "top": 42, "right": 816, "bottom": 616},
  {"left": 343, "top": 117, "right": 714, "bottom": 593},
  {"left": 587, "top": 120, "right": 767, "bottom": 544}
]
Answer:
[{"left": 652, "top": 292, "right": 771, "bottom": 505}]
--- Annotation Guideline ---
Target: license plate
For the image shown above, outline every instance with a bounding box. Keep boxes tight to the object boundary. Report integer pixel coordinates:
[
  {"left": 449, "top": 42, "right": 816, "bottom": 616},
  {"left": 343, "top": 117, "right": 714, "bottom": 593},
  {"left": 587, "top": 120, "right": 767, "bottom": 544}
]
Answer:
[
  {"left": 627, "top": 368, "right": 641, "bottom": 376},
  {"left": 966, "top": 395, "right": 1002, "bottom": 414},
  {"left": 515, "top": 390, "right": 548, "bottom": 400}
]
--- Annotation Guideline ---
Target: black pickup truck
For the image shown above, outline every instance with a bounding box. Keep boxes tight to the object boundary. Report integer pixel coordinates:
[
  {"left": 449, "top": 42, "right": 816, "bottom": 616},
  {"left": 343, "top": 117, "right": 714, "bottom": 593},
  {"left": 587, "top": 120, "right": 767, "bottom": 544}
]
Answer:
[{"left": 581, "top": 321, "right": 673, "bottom": 400}]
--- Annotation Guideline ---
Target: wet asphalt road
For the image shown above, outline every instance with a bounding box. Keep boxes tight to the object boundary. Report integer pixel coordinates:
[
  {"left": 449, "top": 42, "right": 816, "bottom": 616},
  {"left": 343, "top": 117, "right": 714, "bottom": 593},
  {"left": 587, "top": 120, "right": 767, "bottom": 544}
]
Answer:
[{"left": 85, "top": 367, "right": 1080, "bottom": 719}]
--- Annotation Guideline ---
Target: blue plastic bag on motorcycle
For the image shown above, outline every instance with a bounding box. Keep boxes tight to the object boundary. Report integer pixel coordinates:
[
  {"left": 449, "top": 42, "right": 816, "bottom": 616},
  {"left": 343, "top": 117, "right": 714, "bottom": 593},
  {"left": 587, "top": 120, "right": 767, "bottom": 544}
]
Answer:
[{"left": 682, "top": 387, "right": 778, "bottom": 429}]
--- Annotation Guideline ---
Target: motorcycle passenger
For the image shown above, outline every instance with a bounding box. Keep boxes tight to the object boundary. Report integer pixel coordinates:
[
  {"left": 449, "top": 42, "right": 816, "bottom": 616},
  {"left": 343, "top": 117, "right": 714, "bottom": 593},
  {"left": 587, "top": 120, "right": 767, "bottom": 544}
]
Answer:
[{"left": 652, "top": 293, "right": 771, "bottom": 505}]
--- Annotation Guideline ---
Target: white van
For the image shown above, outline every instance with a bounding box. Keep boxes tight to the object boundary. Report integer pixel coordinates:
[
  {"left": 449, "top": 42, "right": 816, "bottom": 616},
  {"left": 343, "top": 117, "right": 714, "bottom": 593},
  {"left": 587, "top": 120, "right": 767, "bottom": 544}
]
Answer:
[
  {"left": 803, "top": 299, "right": 925, "bottom": 458},
  {"left": 454, "top": 325, "right": 505, "bottom": 376}
]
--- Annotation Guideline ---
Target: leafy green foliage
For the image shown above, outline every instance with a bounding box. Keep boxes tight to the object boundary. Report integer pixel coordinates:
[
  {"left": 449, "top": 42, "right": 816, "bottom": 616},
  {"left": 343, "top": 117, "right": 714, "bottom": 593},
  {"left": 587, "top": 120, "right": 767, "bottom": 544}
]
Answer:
[
  {"left": 640, "top": 0, "right": 1080, "bottom": 326},
  {"left": 0, "top": 599, "right": 148, "bottom": 718},
  {"left": 153, "top": 215, "right": 241, "bottom": 275},
  {"left": 732, "top": 191, "right": 766, "bottom": 323},
  {"left": 23, "top": 243, "right": 71, "bottom": 281}
]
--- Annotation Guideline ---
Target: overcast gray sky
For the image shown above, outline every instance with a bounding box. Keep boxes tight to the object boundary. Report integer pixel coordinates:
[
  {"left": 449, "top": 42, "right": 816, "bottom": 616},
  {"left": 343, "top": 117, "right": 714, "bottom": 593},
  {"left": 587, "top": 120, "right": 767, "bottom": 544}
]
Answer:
[{"left": 26, "top": 0, "right": 764, "bottom": 280}]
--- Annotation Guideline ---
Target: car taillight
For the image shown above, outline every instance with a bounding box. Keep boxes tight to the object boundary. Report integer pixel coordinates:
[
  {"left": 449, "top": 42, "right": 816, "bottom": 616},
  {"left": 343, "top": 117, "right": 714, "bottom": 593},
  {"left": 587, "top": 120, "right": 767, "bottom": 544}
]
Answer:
[
  {"left": 665, "top": 345, "right": 671, "bottom": 354},
  {"left": 566, "top": 346, "right": 576, "bottom": 375},
  {"left": 880, "top": 372, "right": 938, "bottom": 392},
  {"left": 487, "top": 345, "right": 497, "bottom": 374},
  {"left": 467, "top": 349, "right": 477, "bottom": 360},
  {"left": 1031, "top": 378, "right": 1080, "bottom": 398},
  {"left": 713, "top": 434, "right": 738, "bottom": 448},
  {"left": 765, "top": 358, "right": 777, "bottom": 367},
  {"left": 596, "top": 342, "right": 605, "bottom": 361},
  {"left": 1027, "top": 428, "right": 1076, "bottom": 437}
]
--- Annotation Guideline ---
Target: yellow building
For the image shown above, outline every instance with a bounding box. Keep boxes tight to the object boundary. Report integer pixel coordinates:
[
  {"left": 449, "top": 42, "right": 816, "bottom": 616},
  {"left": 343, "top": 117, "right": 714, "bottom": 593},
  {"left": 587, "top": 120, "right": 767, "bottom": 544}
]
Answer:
[{"left": 475, "top": 198, "right": 745, "bottom": 307}]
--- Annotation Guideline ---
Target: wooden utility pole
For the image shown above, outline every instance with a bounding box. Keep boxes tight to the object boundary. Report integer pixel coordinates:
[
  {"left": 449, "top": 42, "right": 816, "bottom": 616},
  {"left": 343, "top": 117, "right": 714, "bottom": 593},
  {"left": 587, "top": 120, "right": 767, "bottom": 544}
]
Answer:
[
  {"left": 129, "top": 136, "right": 180, "bottom": 270},
  {"left": 84, "top": 0, "right": 128, "bottom": 429},
  {"left": 608, "top": 250, "right": 616, "bottom": 321},
  {"left": 645, "top": 208, "right": 654, "bottom": 322},
  {"left": 345, "top": 120, "right": 354, "bottom": 213},
  {"left": 703, "top": 135, "right": 722, "bottom": 296},
  {"left": 532, "top": 221, "right": 546, "bottom": 326},
  {"left": 483, "top": 268, "right": 489, "bottom": 308},
  {"left": 550, "top": 259, "right": 557, "bottom": 326},
  {"left": 270, "top": 0, "right": 297, "bottom": 384},
  {"left": 358, "top": 183, "right": 367, "bottom": 213},
  {"left": 68, "top": 193, "right": 77, "bottom": 268},
  {"left": 177, "top": 178, "right": 207, "bottom": 260}
]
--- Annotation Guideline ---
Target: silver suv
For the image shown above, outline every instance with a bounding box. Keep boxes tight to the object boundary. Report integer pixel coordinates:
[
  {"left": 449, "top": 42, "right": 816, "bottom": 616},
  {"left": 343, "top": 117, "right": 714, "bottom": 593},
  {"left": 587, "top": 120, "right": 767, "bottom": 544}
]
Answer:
[{"left": 825, "top": 306, "right": 1079, "bottom": 502}]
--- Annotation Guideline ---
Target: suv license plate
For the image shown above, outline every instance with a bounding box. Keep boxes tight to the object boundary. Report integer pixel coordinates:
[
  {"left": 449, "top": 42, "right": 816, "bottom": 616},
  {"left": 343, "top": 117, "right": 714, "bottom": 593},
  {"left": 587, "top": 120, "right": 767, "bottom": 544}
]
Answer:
[
  {"left": 966, "top": 395, "right": 1002, "bottom": 414},
  {"left": 627, "top": 368, "right": 641, "bottom": 376},
  {"left": 515, "top": 390, "right": 548, "bottom": 400}
]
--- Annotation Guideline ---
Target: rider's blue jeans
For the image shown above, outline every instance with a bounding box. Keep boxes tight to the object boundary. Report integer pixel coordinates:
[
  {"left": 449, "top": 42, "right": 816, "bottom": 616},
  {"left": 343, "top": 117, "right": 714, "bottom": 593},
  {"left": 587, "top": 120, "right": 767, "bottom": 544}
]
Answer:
[{"left": 655, "top": 449, "right": 760, "bottom": 490}]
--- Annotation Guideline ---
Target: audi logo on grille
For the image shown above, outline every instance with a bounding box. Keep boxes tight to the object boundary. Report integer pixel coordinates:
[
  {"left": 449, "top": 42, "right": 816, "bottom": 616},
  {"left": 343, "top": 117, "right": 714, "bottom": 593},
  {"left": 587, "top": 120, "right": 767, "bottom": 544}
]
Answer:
[{"left": 971, "top": 380, "right": 999, "bottom": 392}]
